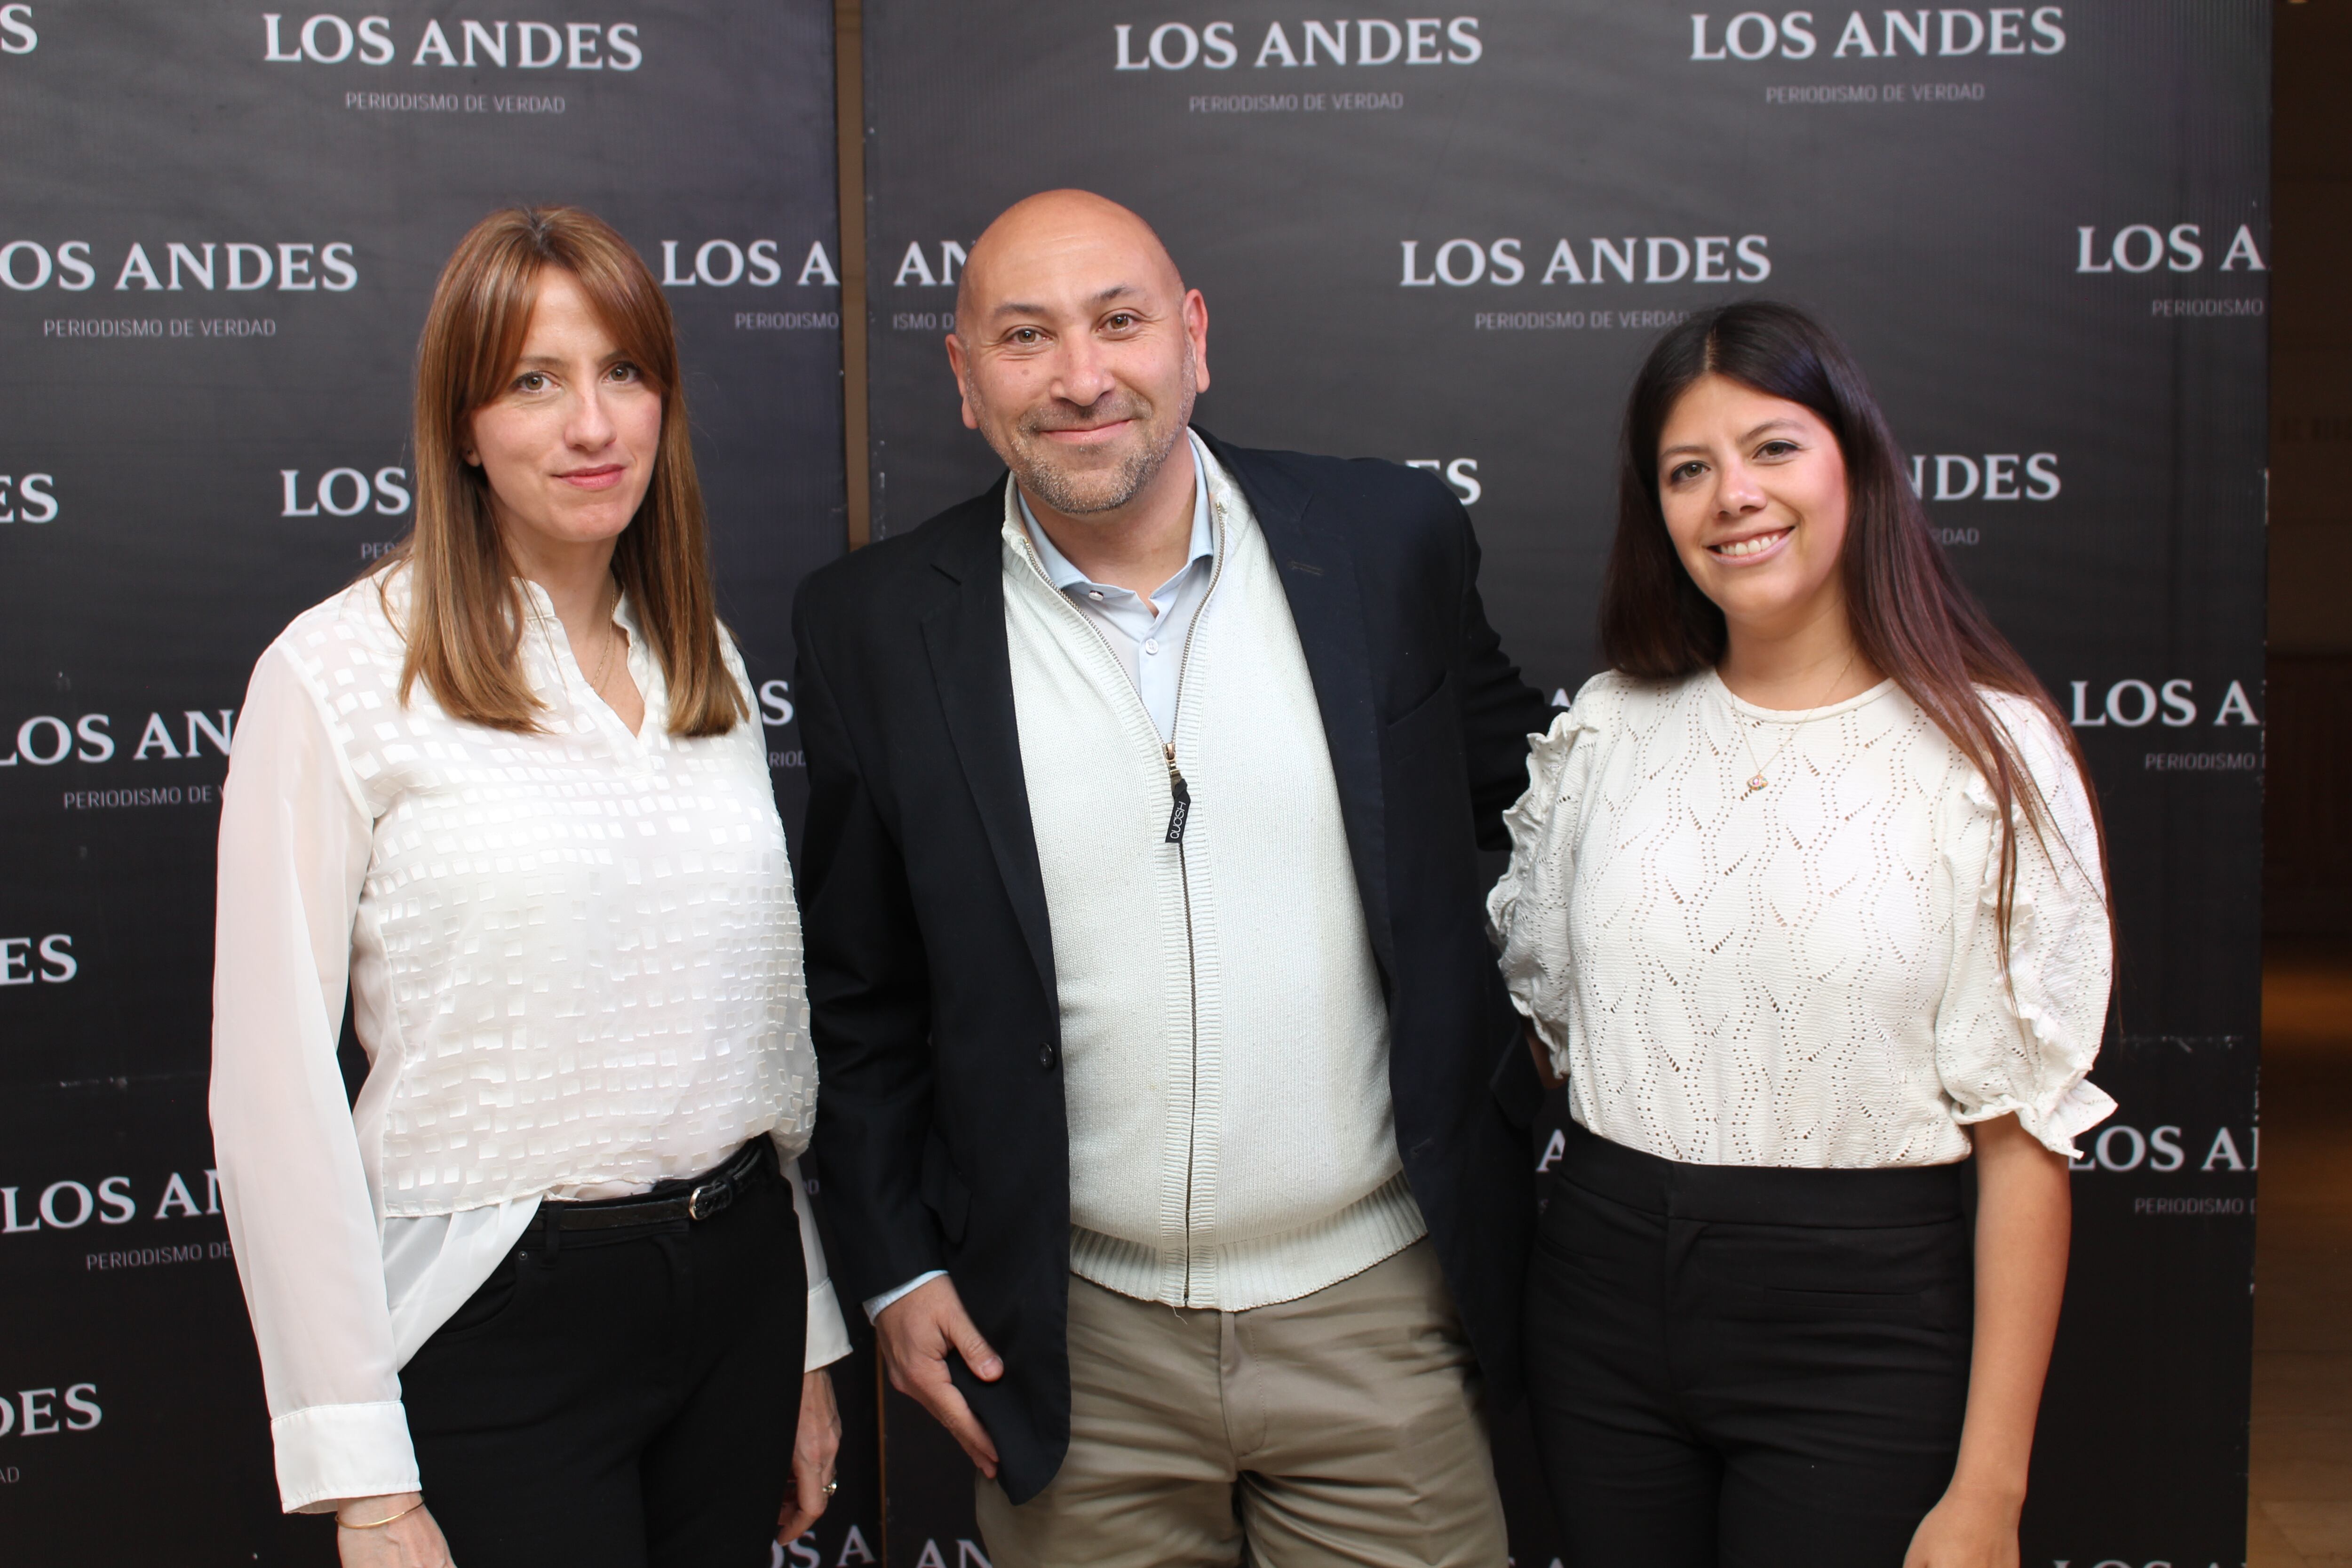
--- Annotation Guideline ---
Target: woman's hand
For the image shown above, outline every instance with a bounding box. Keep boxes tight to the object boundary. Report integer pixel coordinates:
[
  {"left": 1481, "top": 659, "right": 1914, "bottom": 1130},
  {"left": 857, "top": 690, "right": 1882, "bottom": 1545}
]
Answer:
[
  {"left": 1906, "top": 1112, "right": 2071, "bottom": 1568},
  {"left": 778, "top": 1368, "right": 843, "bottom": 1544},
  {"left": 1902, "top": 1482, "right": 2022, "bottom": 1568},
  {"left": 335, "top": 1493, "right": 453, "bottom": 1568}
]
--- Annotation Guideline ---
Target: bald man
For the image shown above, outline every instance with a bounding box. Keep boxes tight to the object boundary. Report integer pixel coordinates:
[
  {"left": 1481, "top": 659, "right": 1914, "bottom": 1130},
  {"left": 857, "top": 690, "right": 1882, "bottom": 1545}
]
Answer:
[{"left": 791, "top": 191, "right": 1550, "bottom": 1567}]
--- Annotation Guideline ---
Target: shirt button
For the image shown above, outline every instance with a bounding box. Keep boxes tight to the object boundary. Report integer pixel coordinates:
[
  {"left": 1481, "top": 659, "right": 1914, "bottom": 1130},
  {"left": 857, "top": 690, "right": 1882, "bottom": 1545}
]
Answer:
[
  {"left": 1144, "top": 638, "right": 1159, "bottom": 655},
  {"left": 1088, "top": 590, "right": 1104, "bottom": 601},
  {"left": 1039, "top": 1043, "right": 1058, "bottom": 1070}
]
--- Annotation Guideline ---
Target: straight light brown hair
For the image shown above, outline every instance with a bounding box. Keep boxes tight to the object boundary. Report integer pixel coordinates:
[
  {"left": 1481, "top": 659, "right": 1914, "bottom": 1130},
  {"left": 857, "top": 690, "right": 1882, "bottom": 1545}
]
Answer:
[
  {"left": 1599, "top": 300, "right": 2109, "bottom": 965},
  {"left": 378, "top": 205, "right": 744, "bottom": 737}
]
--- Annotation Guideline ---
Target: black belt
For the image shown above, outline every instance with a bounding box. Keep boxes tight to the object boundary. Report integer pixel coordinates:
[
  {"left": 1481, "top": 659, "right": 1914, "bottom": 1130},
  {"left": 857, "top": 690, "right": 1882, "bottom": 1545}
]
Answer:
[{"left": 523, "top": 1138, "right": 771, "bottom": 1259}]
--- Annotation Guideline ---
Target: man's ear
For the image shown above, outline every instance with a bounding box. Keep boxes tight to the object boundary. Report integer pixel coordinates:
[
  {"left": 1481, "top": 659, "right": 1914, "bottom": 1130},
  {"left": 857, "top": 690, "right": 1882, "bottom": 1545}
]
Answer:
[
  {"left": 1184, "top": 288, "right": 1210, "bottom": 396},
  {"left": 945, "top": 331, "right": 981, "bottom": 432}
]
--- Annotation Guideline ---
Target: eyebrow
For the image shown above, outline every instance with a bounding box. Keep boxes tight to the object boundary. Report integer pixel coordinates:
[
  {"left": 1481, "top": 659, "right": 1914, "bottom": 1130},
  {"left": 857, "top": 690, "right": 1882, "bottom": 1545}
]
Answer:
[
  {"left": 988, "top": 283, "right": 1144, "bottom": 321},
  {"left": 1659, "top": 417, "right": 1807, "bottom": 460},
  {"left": 512, "top": 350, "right": 629, "bottom": 369}
]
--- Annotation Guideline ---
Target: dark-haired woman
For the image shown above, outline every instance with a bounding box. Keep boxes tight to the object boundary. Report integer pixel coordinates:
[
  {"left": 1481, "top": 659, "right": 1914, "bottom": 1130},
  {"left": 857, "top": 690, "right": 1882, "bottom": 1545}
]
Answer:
[
  {"left": 1491, "top": 301, "right": 2113, "bottom": 1568},
  {"left": 210, "top": 207, "right": 847, "bottom": 1568}
]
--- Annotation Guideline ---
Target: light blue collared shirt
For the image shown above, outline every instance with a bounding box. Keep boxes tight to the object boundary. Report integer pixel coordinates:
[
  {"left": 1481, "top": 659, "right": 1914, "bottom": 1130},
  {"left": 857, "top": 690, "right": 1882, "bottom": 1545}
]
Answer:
[{"left": 1017, "top": 433, "right": 1217, "bottom": 743}]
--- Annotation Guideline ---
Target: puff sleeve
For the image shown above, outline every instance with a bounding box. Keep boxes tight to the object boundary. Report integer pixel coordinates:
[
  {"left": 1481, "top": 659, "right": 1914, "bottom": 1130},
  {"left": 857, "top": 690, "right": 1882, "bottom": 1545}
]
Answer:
[
  {"left": 1934, "top": 693, "right": 2117, "bottom": 1158},
  {"left": 1486, "top": 683, "right": 1610, "bottom": 1081}
]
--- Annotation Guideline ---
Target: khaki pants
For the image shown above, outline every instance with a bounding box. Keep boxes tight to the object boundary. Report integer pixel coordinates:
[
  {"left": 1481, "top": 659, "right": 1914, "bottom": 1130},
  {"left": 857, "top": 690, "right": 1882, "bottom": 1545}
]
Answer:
[{"left": 975, "top": 1239, "right": 1508, "bottom": 1568}]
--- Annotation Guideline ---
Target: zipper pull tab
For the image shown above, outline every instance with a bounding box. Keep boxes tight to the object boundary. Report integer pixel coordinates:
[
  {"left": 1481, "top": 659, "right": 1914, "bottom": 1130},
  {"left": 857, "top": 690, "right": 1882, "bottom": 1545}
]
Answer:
[{"left": 1163, "top": 742, "right": 1191, "bottom": 844}]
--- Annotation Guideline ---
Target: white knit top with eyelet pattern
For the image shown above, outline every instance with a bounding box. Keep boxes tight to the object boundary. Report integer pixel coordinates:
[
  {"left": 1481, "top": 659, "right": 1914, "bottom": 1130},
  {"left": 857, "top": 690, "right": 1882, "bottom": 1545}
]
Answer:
[
  {"left": 1487, "top": 668, "right": 2116, "bottom": 1170},
  {"left": 210, "top": 568, "right": 845, "bottom": 1515}
]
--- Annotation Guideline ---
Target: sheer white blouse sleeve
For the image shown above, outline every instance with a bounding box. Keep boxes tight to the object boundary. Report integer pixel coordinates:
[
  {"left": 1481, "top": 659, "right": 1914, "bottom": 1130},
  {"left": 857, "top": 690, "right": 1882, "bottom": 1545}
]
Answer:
[
  {"left": 209, "top": 641, "right": 406, "bottom": 1509},
  {"left": 211, "top": 635, "right": 850, "bottom": 1513}
]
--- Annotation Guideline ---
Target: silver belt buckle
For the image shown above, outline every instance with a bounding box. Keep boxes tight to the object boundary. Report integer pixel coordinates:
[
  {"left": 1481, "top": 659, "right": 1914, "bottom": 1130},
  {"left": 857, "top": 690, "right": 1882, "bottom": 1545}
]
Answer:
[{"left": 687, "top": 1177, "right": 732, "bottom": 1222}]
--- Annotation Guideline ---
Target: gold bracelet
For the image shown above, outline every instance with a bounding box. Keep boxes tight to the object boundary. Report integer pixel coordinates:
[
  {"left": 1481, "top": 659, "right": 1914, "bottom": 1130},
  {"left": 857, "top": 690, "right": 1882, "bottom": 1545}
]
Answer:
[{"left": 337, "top": 1499, "right": 423, "bottom": 1531}]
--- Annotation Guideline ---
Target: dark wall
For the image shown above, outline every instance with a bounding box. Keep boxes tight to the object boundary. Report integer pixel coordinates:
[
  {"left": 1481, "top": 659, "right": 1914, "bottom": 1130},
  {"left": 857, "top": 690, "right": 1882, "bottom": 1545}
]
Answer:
[
  {"left": 0, "top": 3, "right": 865, "bottom": 1561},
  {"left": 856, "top": 4, "right": 2269, "bottom": 1564},
  {"left": 2266, "top": 0, "right": 2352, "bottom": 939}
]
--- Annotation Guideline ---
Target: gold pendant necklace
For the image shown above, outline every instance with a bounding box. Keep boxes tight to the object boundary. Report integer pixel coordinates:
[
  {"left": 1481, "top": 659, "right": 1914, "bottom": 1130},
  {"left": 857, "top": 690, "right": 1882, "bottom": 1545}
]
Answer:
[{"left": 1735, "top": 649, "right": 1858, "bottom": 796}]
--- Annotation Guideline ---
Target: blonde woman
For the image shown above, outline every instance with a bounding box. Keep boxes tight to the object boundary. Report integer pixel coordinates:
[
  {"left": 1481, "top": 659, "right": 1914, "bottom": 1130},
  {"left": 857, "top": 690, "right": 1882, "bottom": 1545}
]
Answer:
[{"left": 210, "top": 207, "right": 846, "bottom": 1568}]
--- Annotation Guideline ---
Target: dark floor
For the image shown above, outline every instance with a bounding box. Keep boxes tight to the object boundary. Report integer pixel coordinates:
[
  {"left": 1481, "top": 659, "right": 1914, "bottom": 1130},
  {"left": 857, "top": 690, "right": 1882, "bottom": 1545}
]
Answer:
[{"left": 2249, "top": 937, "right": 2352, "bottom": 1567}]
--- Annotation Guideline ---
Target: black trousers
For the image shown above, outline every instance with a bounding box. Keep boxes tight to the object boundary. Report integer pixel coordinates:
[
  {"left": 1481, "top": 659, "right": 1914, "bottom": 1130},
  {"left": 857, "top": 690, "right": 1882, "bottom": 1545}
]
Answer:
[
  {"left": 1526, "top": 1122, "right": 1972, "bottom": 1568},
  {"left": 402, "top": 1141, "right": 807, "bottom": 1568}
]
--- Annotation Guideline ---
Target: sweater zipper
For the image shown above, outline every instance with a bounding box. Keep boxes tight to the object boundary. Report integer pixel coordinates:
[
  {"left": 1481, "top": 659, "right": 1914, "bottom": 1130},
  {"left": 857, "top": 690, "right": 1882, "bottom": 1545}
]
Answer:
[
  {"left": 1164, "top": 531, "right": 1223, "bottom": 1306},
  {"left": 1016, "top": 503, "right": 1227, "bottom": 1306}
]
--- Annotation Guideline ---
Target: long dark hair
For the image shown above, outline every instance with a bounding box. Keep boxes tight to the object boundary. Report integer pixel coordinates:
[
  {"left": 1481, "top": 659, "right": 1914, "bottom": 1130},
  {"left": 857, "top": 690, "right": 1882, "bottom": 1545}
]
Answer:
[
  {"left": 1598, "top": 300, "right": 2107, "bottom": 963},
  {"left": 379, "top": 205, "right": 745, "bottom": 738}
]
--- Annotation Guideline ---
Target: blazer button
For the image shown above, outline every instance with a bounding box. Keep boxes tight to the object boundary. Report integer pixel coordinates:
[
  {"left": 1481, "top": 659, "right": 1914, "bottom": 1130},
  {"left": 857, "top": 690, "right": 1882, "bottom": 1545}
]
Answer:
[{"left": 1039, "top": 1043, "right": 1058, "bottom": 1070}]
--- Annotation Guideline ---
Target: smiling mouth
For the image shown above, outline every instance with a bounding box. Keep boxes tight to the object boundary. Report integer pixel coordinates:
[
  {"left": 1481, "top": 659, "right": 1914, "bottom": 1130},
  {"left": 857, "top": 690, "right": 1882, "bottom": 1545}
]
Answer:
[
  {"left": 1710, "top": 527, "right": 1791, "bottom": 559},
  {"left": 1036, "top": 419, "right": 1134, "bottom": 443}
]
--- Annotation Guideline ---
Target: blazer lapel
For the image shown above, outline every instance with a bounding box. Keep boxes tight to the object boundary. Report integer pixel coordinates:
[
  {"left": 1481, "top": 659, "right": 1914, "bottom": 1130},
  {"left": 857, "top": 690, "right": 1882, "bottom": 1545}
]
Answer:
[
  {"left": 919, "top": 492, "right": 1059, "bottom": 1008},
  {"left": 1201, "top": 432, "right": 1398, "bottom": 984}
]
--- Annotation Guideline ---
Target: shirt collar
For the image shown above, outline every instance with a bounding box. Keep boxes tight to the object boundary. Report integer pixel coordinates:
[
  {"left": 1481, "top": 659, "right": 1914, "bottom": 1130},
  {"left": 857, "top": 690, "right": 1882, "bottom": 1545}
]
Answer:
[
  {"left": 517, "top": 577, "right": 642, "bottom": 638},
  {"left": 1017, "top": 430, "right": 1215, "bottom": 596}
]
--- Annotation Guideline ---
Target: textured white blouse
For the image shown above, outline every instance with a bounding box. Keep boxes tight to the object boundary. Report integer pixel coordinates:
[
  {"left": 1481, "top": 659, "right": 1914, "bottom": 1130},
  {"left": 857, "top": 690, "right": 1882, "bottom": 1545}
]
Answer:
[
  {"left": 210, "top": 570, "right": 848, "bottom": 1514},
  {"left": 1488, "top": 669, "right": 2115, "bottom": 1169}
]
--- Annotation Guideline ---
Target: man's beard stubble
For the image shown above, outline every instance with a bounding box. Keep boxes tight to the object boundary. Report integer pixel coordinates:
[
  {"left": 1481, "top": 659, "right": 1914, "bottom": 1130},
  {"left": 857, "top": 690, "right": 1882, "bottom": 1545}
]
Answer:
[{"left": 975, "top": 358, "right": 1194, "bottom": 518}]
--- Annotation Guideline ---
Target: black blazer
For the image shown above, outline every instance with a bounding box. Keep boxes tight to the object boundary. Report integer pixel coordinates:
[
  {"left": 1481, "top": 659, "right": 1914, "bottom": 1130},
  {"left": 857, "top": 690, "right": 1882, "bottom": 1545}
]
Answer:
[{"left": 791, "top": 430, "right": 1554, "bottom": 1503}]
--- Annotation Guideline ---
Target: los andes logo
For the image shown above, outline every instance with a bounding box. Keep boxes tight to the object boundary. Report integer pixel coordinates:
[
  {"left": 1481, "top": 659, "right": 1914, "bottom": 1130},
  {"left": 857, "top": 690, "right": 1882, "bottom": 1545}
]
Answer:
[
  {"left": 889, "top": 241, "right": 966, "bottom": 289},
  {"left": 0, "top": 709, "right": 235, "bottom": 766},
  {"left": 280, "top": 464, "right": 410, "bottom": 517},
  {"left": 1688, "top": 7, "right": 2065, "bottom": 61},
  {"left": 1114, "top": 17, "right": 1482, "bottom": 71},
  {"left": 2, "top": 1170, "right": 221, "bottom": 1234},
  {"left": 0, "top": 934, "right": 73, "bottom": 985},
  {"left": 2074, "top": 223, "right": 2266, "bottom": 275},
  {"left": 1404, "top": 458, "right": 1481, "bottom": 505},
  {"left": 0, "top": 471, "right": 56, "bottom": 522},
  {"left": 1906, "top": 453, "right": 2058, "bottom": 502},
  {"left": 1400, "top": 236, "right": 1770, "bottom": 287},
  {"left": 262, "top": 14, "right": 641, "bottom": 70},
  {"left": 0, "top": 239, "right": 356, "bottom": 293},
  {"left": 659, "top": 239, "right": 840, "bottom": 289},
  {"left": 2068, "top": 1120, "right": 2253, "bottom": 1175},
  {"left": 2066, "top": 678, "right": 2260, "bottom": 730},
  {"left": 0, "top": 1386, "right": 102, "bottom": 1438}
]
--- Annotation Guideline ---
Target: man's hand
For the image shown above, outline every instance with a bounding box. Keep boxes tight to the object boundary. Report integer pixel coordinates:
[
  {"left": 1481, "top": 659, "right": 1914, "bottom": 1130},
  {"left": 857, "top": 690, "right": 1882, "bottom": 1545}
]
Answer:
[
  {"left": 874, "top": 1275, "right": 1003, "bottom": 1476},
  {"left": 335, "top": 1493, "right": 453, "bottom": 1568},
  {"left": 779, "top": 1368, "right": 843, "bottom": 1542}
]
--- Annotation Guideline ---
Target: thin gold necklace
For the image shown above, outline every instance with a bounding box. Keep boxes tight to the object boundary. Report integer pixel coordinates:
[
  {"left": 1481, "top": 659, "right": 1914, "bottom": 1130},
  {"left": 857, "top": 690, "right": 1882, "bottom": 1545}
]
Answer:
[
  {"left": 583, "top": 583, "right": 622, "bottom": 701},
  {"left": 522, "top": 581, "right": 619, "bottom": 691},
  {"left": 1735, "top": 648, "right": 1859, "bottom": 795}
]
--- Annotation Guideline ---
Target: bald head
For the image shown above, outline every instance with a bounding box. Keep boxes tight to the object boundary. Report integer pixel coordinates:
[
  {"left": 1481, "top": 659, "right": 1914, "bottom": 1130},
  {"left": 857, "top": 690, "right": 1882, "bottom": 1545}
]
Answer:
[
  {"left": 955, "top": 190, "right": 1184, "bottom": 342},
  {"left": 943, "top": 189, "right": 1209, "bottom": 525}
]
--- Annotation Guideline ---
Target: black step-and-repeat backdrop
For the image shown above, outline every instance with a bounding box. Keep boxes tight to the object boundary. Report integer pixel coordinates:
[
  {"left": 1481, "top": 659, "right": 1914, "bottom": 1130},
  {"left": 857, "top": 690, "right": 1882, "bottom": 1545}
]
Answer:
[
  {"left": 0, "top": 2, "right": 2269, "bottom": 1564},
  {"left": 858, "top": 3, "right": 2267, "bottom": 1565},
  {"left": 0, "top": 4, "right": 871, "bottom": 1563}
]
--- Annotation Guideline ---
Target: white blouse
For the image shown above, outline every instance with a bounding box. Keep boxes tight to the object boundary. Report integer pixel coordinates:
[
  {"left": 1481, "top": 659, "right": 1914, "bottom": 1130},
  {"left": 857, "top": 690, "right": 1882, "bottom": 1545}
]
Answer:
[
  {"left": 210, "top": 570, "right": 849, "bottom": 1514},
  {"left": 1488, "top": 669, "right": 2115, "bottom": 1170}
]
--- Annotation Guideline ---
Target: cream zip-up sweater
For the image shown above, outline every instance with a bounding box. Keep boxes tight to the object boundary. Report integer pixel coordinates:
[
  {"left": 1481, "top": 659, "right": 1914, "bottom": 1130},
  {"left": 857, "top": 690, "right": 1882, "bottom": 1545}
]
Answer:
[{"left": 1001, "top": 445, "right": 1425, "bottom": 1312}]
